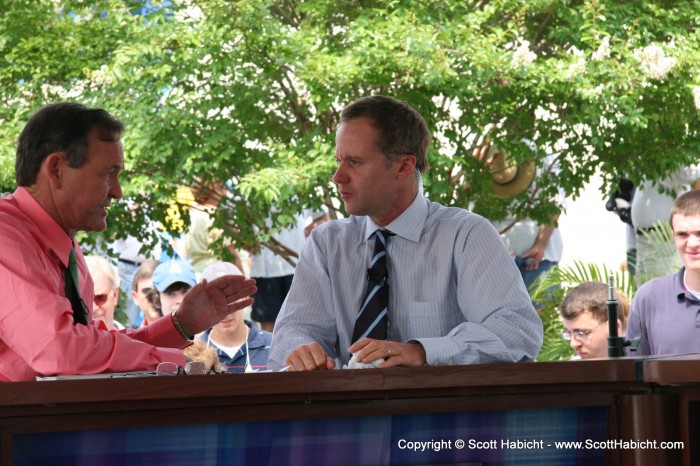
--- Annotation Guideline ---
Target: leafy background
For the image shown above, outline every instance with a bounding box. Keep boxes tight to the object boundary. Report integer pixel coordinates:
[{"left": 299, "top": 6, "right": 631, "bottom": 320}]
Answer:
[{"left": 2, "top": 0, "right": 698, "bottom": 357}]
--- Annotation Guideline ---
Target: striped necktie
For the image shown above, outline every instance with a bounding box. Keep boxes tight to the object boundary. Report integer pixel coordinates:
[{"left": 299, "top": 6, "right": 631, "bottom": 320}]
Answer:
[
  {"left": 65, "top": 246, "right": 89, "bottom": 325},
  {"left": 352, "top": 229, "right": 395, "bottom": 343}
]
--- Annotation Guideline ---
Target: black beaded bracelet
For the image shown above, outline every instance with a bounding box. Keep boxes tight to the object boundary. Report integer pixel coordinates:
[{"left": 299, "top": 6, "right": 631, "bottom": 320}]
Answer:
[{"left": 171, "top": 310, "right": 193, "bottom": 341}]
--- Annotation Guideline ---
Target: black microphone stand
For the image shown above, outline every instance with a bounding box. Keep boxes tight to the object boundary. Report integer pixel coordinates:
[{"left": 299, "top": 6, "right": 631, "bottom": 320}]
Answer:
[{"left": 607, "top": 274, "right": 640, "bottom": 357}]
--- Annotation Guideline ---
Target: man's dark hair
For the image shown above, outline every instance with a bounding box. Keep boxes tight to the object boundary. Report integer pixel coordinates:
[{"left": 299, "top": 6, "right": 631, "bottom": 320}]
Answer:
[
  {"left": 559, "top": 281, "right": 630, "bottom": 332},
  {"left": 145, "top": 288, "right": 163, "bottom": 318},
  {"left": 340, "top": 96, "right": 431, "bottom": 173},
  {"left": 163, "top": 282, "right": 192, "bottom": 295},
  {"left": 15, "top": 102, "right": 124, "bottom": 186}
]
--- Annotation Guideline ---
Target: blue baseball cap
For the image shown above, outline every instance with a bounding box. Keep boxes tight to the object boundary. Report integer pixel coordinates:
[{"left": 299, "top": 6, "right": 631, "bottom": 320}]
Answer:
[{"left": 153, "top": 261, "right": 197, "bottom": 292}]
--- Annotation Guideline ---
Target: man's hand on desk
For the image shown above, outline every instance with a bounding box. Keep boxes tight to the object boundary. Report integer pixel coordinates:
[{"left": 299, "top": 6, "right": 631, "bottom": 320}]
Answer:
[
  {"left": 285, "top": 339, "right": 428, "bottom": 371},
  {"left": 285, "top": 342, "right": 337, "bottom": 371},
  {"left": 348, "top": 338, "right": 427, "bottom": 368}
]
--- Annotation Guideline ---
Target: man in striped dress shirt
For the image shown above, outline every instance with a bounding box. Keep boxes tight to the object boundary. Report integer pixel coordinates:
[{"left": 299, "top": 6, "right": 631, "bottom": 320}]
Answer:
[{"left": 269, "top": 96, "right": 543, "bottom": 371}]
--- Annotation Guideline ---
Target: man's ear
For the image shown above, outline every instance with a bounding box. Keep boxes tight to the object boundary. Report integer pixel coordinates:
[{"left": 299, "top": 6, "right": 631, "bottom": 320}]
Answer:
[
  {"left": 43, "top": 152, "right": 66, "bottom": 189},
  {"left": 397, "top": 155, "right": 417, "bottom": 178}
]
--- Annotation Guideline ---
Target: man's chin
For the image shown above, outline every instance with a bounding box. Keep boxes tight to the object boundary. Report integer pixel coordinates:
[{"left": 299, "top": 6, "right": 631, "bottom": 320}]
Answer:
[
  {"left": 83, "top": 220, "right": 109, "bottom": 232},
  {"left": 683, "top": 259, "right": 700, "bottom": 271},
  {"left": 344, "top": 205, "right": 368, "bottom": 218}
]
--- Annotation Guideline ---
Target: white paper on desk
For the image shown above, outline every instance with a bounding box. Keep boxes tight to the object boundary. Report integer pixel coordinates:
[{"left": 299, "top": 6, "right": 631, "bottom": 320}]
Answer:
[{"left": 343, "top": 352, "right": 385, "bottom": 369}]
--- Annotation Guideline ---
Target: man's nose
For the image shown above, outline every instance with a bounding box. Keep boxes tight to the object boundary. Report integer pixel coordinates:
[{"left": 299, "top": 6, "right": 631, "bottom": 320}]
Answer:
[
  {"left": 688, "top": 233, "right": 700, "bottom": 247},
  {"left": 110, "top": 178, "right": 123, "bottom": 200},
  {"left": 332, "top": 164, "right": 347, "bottom": 185}
]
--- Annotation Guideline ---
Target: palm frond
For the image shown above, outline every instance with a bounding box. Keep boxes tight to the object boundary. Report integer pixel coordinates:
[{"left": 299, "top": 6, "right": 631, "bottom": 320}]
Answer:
[
  {"left": 637, "top": 220, "right": 679, "bottom": 285},
  {"left": 531, "top": 260, "right": 636, "bottom": 302}
]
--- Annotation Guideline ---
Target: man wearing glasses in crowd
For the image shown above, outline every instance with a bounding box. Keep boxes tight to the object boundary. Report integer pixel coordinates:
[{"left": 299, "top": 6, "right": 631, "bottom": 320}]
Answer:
[
  {"left": 85, "top": 255, "right": 126, "bottom": 331},
  {"left": 559, "top": 281, "right": 630, "bottom": 359}
]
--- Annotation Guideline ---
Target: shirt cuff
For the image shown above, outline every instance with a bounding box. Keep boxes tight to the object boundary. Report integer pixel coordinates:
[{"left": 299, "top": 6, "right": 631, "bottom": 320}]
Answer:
[
  {"left": 144, "top": 313, "right": 194, "bottom": 350},
  {"left": 410, "top": 338, "right": 465, "bottom": 366}
]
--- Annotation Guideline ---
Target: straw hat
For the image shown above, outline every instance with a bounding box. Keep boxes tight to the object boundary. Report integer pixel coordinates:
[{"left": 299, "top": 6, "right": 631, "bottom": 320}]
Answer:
[{"left": 486, "top": 144, "right": 536, "bottom": 199}]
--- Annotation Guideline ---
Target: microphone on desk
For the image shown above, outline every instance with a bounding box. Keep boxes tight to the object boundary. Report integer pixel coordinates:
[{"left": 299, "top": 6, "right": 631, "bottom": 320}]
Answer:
[{"left": 607, "top": 274, "right": 641, "bottom": 357}]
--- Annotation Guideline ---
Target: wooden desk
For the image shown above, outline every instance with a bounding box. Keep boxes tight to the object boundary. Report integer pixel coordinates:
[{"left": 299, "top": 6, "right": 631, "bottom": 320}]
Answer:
[
  {"left": 0, "top": 358, "right": 684, "bottom": 465},
  {"left": 643, "top": 354, "right": 700, "bottom": 466}
]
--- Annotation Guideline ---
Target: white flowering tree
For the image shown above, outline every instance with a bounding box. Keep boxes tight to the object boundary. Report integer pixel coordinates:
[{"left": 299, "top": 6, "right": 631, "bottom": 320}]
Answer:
[{"left": 1, "top": 0, "right": 699, "bottom": 256}]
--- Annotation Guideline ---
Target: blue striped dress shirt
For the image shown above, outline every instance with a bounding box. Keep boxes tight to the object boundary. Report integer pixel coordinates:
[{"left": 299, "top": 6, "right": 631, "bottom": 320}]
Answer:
[{"left": 268, "top": 194, "right": 543, "bottom": 369}]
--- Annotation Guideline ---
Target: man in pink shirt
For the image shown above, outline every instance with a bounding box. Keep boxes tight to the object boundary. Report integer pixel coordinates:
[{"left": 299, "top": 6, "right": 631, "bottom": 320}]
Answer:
[{"left": 0, "top": 103, "right": 257, "bottom": 381}]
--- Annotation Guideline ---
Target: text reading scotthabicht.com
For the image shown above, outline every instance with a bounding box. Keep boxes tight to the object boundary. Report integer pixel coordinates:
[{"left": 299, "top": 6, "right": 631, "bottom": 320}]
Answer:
[{"left": 397, "top": 438, "right": 685, "bottom": 452}]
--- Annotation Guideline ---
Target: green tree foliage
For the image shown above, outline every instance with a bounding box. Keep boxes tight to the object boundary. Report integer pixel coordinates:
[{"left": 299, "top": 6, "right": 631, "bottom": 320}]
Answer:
[{"left": 1, "top": 0, "right": 700, "bottom": 258}]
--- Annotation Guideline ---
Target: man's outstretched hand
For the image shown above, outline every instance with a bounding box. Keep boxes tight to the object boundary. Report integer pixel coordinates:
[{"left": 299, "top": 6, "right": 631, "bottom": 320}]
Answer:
[{"left": 177, "top": 275, "right": 257, "bottom": 337}]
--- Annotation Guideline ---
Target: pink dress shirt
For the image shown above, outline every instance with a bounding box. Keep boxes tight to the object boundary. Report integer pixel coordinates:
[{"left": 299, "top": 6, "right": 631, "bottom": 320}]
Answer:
[{"left": 0, "top": 187, "right": 187, "bottom": 381}]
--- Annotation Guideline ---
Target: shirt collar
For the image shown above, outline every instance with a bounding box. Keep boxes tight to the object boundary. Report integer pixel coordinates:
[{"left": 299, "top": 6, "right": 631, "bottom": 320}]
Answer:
[
  {"left": 13, "top": 187, "right": 74, "bottom": 267},
  {"left": 363, "top": 193, "right": 428, "bottom": 243},
  {"left": 245, "top": 320, "right": 270, "bottom": 349},
  {"left": 678, "top": 267, "right": 700, "bottom": 303}
]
